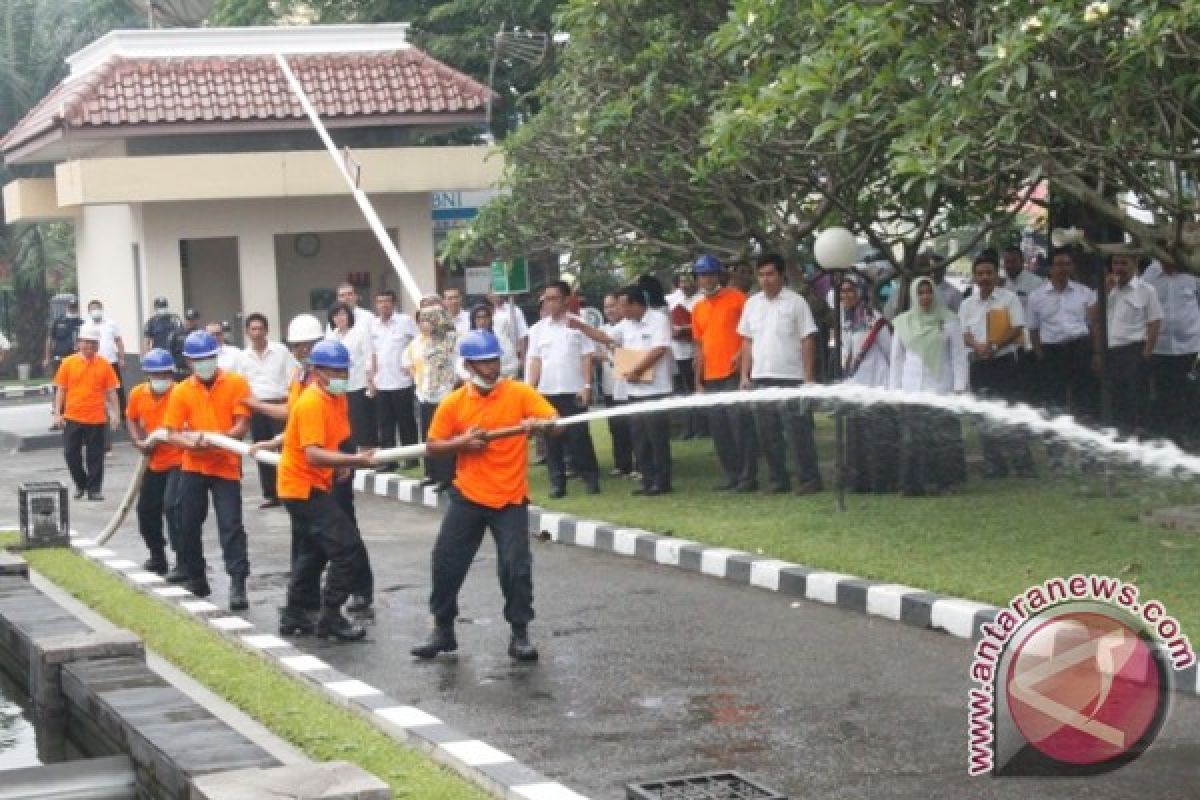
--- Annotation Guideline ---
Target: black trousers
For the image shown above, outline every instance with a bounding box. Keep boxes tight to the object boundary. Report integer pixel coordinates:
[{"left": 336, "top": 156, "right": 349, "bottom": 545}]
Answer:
[
  {"left": 63, "top": 421, "right": 105, "bottom": 493},
  {"left": 178, "top": 471, "right": 249, "bottom": 581},
  {"left": 1037, "top": 337, "right": 1096, "bottom": 419},
  {"left": 286, "top": 474, "right": 374, "bottom": 611},
  {"left": 544, "top": 393, "right": 599, "bottom": 489},
  {"left": 629, "top": 393, "right": 672, "bottom": 490},
  {"left": 673, "top": 358, "right": 705, "bottom": 437},
  {"left": 845, "top": 404, "right": 900, "bottom": 493},
  {"left": 1106, "top": 343, "right": 1149, "bottom": 435},
  {"left": 706, "top": 375, "right": 759, "bottom": 486},
  {"left": 250, "top": 409, "right": 285, "bottom": 500},
  {"left": 602, "top": 393, "right": 634, "bottom": 474},
  {"left": 284, "top": 490, "right": 369, "bottom": 613},
  {"left": 1151, "top": 353, "right": 1197, "bottom": 446},
  {"left": 104, "top": 362, "right": 125, "bottom": 450},
  {"left": 429, "top": 489, "right": 533, "bottom": 629},
  {"left": 419, "top": 401, "right": 456, "bottom": 485},
  {"left": 898, "top": 407, "right": 965, "bottom": 493},
  {"left": 347, "top": 389, "right": 378, "bottom": 447},
  {"left": 751, "top": 378, "right": 821, "bottom": 489},
  {"left": 969, "top": 353, "right": 1034, "bottom": 476},
  {"left": 377, "top": 387, "right": 418, "bottom": 452},
  {"left": 137, "top": 467, "right": 182, "bottom": 556}
]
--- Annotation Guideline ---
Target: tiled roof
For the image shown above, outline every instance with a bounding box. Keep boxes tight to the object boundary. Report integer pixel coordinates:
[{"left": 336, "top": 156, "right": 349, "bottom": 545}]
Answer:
[{"left": 1, "top": 48, "right": 494, "bottom": 156}]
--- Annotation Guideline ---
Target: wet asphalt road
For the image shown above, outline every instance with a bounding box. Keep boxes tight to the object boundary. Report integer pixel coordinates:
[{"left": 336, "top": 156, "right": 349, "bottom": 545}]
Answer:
[{"left": 6, "top": 445, "right": 1199, "bottom": 799}]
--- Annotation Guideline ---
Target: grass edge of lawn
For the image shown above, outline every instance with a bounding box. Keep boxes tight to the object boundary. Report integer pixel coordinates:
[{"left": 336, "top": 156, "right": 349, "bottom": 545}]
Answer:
[{"left": 0, "top": 532, "right": 489, "bottom": 800}]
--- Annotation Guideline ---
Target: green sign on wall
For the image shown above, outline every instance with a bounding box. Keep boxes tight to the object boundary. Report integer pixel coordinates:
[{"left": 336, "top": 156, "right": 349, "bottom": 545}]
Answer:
[{"left": 490, "top": 257, "right": 529, "bottom": 294}]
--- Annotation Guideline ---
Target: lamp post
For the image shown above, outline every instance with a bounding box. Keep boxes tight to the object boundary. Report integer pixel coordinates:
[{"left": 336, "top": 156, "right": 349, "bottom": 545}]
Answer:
[{"left": 814, "top": 227, "right": 858, "bottom": 512}]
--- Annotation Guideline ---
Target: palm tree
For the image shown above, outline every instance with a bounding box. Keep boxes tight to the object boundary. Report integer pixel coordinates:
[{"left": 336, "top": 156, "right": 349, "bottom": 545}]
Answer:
[{"left": 0, "top": 0, "right": 143, "bottom": 373}]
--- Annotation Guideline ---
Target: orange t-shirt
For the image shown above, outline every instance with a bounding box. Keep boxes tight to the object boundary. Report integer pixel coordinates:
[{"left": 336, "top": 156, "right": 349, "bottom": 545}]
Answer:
[
  {"left": 286, "top": 367, "right": 311, "bottom": 408},
  {"left": 428, "top": 378, "right": 556, "bottom": 509},
  {"left": 53, "top": 354, "right": 119, "bottom": 425},
  {"left": 692, "top": 288, "right": 747, "bottom": 381},
  {"left": 277, "top": 384, "right": 351, "bottom": 500},
  {"left": 125, "top": 383, "right": 183, "bottom": 472},
  {"left": 163, "top": 370, "right": 252, "bottom": 480}
]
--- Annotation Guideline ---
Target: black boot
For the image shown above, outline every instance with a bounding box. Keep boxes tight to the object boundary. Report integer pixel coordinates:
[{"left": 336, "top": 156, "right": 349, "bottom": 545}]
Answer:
[
  {"left": 228, "top": 575, "right": 248, "bottom": 612},
  {"left": 164, "top": 564, "right": 189, "bottom": 584},
  {"left": 508, "top": 627, "right": 539, "bottom": 662},
  {"left": 410, "top": 625, "right": 457, "bottom": 659},
  {"left": 279, "top": 606, "right": 316, "bottom": 636},
  {"left": 183, "top": 578, "right": 211, "bottom": 598},
  {"left": 143, "top": 550, "right": 168, "bottom": 575},
  {"left": 345, "top": 594, "right": 372, "bottom": 614},
  {"left": 316, "top": 609, "right": 366, "bottom": 642}
]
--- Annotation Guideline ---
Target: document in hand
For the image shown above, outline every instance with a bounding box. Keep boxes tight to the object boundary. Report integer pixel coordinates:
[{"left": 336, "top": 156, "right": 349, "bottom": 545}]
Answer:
[
  {"left": 614, "top": 347, "right": 654, "bottom": 383},
  {"left": 986, "top": 308, "right": 1014, "bottom": 347}
]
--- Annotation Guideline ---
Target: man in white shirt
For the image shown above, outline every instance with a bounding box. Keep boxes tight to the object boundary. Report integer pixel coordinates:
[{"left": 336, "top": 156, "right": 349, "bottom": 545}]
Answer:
[
  {"left": 0, "top": 330, "right": 9, "bottom": 368},
  {"left": 489, "top": 292, "right": 530, "bottom": 371},
  {"left": 1105, "top": 253, "right": 1163, "bottom": 434},
  {"left": 573, "top": 285, "right": 674, "bottom": 495},
  {"left": 207, "top": 322, "right": 242, "bottom": 372},
  {"left": 371, "top": 290, "right": 420, "bottom": 469},
  {"left": 527, "top": 280, "right": 600, "bottom": 497},
  {"left": 737, "top": 254, "right": 822, "bottom": 494},
  {"left": 332, "top": 283, "right": 375, "bottom": 331},
  {"left": 665, "top": 267, "right": 704, "bottom": 439},
  {"left": 1027, "top": 247, "right": 1099, "bottom": 419},
  {"left": 1143, "top": 259, "right": 1200, "bottom": 446},
  {"left": 959, "top": 251, "right": 1035, "bottom": 478},
  {"left": 1001, "top": 246, "right": 1045, "bottom": 312},
  {"left": 87, "top": 299, "right": 126, "bottom": 449},
  {"left": 442, "top": 287, "right": 471, "bottom": 336},
  {"left": 597, "top": 292, "right": 634, "bottom": 477},
  {"left": 237, "top": 313, "right": 296, "bottom": 508}
]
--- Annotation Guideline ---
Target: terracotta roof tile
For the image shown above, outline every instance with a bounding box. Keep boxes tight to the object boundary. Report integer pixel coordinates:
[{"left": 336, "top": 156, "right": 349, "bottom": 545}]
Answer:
[{"left": 2, "top": 48, "right": 494, "bottom": 157}]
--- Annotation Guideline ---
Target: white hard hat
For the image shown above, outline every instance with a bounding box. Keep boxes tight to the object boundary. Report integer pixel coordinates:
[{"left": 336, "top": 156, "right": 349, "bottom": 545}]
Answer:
[
  {"left": 77, "top": 324, "right": 102, "bottom": 341},
  {"left": 286, "top": 313, "right": 324, "bottom": 343}
]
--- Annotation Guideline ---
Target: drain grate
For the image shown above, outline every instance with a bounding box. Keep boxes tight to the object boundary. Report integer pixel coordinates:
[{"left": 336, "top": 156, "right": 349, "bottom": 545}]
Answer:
[{"left": 626, "top": 771, "right": 786, "bottom": 800}]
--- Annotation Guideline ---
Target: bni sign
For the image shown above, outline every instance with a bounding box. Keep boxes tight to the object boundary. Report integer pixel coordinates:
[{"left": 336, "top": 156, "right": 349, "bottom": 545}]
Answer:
[{"left": 431, "top": 190, "right": 497, "bottom": 232}]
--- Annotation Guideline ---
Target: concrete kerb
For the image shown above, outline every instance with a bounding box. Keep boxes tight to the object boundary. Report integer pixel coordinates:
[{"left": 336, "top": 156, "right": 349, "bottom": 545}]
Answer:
[
  {"left": 353, "top": 470, "right": 1200, "bottom": 699},
  {"left": 66, "top": 531, "right": 592, "bottom": 800}
]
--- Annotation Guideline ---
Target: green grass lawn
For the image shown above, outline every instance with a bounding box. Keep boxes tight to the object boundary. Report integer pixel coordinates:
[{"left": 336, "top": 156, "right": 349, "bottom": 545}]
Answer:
[
  {"left": 441, "top": 416, "right": 1200, "bottom": 638},
  {"left": 0, "top": 532, "right": 486, "bottom": 800}
]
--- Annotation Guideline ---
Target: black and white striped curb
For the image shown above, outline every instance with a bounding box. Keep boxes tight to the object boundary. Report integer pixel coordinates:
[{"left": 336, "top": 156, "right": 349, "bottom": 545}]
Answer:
[
  {"left": 0, "top": 383, "right": 51, "bottom": 398},
  {"left": 66, "top": 531, "right": 591, "bottom": 800},
  {"left": 353, "top": 470, "right": 1200, "bottom": 698}
]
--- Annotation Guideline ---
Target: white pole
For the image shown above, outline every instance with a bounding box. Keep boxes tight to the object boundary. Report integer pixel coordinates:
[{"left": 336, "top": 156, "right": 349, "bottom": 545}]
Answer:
[{"left": 275, "top": 54, "right": 425, "bottom": 309}]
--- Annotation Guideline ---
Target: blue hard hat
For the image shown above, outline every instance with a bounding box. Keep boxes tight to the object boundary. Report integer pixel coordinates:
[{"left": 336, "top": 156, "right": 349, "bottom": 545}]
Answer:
[
  {"left": 459, "top": 329, "right": 503, "bottom": 361},
  {"left": 182, "top": 330, "right": 219, "bottom": 359},
  {"left": 141, "top": 348, "right": 175, "bottom": 373},
  {"left": 309, "top": 339, "right": 351, "bottom": 370},
  {"left": 692, "top": 254, "right": 722, "bottom": 274}
]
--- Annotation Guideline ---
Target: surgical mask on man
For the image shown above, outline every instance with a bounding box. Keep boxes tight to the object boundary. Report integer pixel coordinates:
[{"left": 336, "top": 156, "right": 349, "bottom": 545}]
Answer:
[
  {"left": 470, "top": 373, "right": 497, "bottom": 391},
  {"left": 326, "top": 378, "right": 349, "bottom": 395},
  {"left": 192, "top": 358, "right": 218, "bottom": 380},
  {"left": 89, "top": 309, "right": 103, "bottom": 322},
  {"left": 150, "top": 379, "right": 173, "bottom": 394}
]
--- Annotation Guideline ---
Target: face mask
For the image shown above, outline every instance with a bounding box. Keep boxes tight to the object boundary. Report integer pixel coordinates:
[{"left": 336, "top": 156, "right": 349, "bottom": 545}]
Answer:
[
  {"left": 150, "top": 379, "right": 173, "bottom": 394},
  {"left": 470, "top": 373, "right": 497, "bottom": 391},
  {"left": 89, "top": 309, "right": 103, "bottom": 321},
  {"left": 326, "top": 378, "right": 348, "bottom": 395},
  {"left": 192, "top": 358, "right": 218, "bottom": 380}
]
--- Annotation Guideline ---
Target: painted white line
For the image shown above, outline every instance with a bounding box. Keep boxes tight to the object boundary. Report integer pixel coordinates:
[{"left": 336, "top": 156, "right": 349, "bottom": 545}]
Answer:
[
  {"left": 210, "top": 616, "right": 254, "bottom": 632},
  {"left": 931, "top": 598, "right": 994, "bottom": 639},
  {"left": 153, "top": 586, "right": 192, "bottom": 597},
  {"left": 325, "top": 679, "right": 382, "bottom": 698},
  {"left": 749, "top": 559, "right": 794, "bottom": 591},
  {"left": 103, "top": 559, "right": 139, "bottom": 570},
  {"left": 805, "top": 572, "right": 856, "bottom": 604},
  {"left": 654, "top": 538, "right": 698, "bottom": 567},
  {"left": 71, "top": 538, "right": 97, "bottom": 547},
  {"left": 573, "top": 520, "right": 598, "bottom": 548},
  {"left": 611, "top": 528, "right": 641, "bottom": 556},
  {"left": 700, "top": 548, "right": 744, "bottom": 577},
  {"left": 181, "top": 600, "right": 220, "bottom": 613},
  {"left": 352, "top": 470, "right": 369, "bottom": 492},
  {"left": 375, "top": 706, "right": 442, "bottom": 728},
  {"left": 866, "top": 584, "right": 923, "bottom": 621},
  {"left": 538, "top": 512, "right": 564, "bottom": 541},
  {"left": 127, "top": 571, "right": 165, "bottom": 585},
  {"left": 396, "top": 479, "right": 418, "bottom": 502},
  {"left": 423, "top": 486, "right": 439, "bottom": 507},
  {"left": 280, "top": 655, "right": 330, "bottom": 673},
  {"left": 83, "top": 548, "right": 116, "bottom": 559},
  {"left": 241, "top": 634, "right": 290, "bottom": 650},
  {"left": 440, "top": 740, "right": 514, "bottom": 767},
  {"left": 373, "top": 474, "right": 393, "bottom": 496},
  {"left": 513, "top": 783, "right": 591, "bottom": 800}
]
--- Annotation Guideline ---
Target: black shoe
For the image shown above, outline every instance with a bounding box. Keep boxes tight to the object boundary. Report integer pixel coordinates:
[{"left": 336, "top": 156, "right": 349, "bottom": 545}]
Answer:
[
  {"left": 584, "top": 479, "right": 601, "bottom": 495},
  {"left": 548, "top": 486, "right": 566, "bottom": 499},
  {"left": 508, "top": 628, "right": 539, "bottom": 662},
  {"left": 228, "top": 575, "right": 248, "bottom": 611},
  {"left": 411, "top": 626, "right": 457, "bottom": 659},
  {"left": 316, "top": 610, "right": 366, "bottom": 642},
  {"left": 143, "top": 552, "right": 168, "bottom": 575},
  {"left": 793, "top": 481, "right": 823, "bottom": 496},
  {"left": 345, "top": 594, "right": 372, "bottom": 614},
  {"left": 183, "top": 579, "right": 212, "bottom": 598},
  {"left": 608, "top": 468, "right": 629, "bottom": 477},
  {"left": 279, "top": 606, "right": 316, "bottom": 636},
  {"left": 73, "top": 488, "right": 86, "bottom": 500},
  {"left": 733, "top": 481, "right": 759, "bottom": 493},
  {"left": 712, "top": 481, "right": 738, "bottom": 491},
  {"left": 765, "top": 484, "right": 791, "bottom": 494},
  {"left": 164, "top": 565, "right": 188, "bottom": 584},
  {"left": 632, "top": 486, "right": 668, "bottom": 496},
  {"left": 87, "top": 492, "right": 104, "bottom": 502}
]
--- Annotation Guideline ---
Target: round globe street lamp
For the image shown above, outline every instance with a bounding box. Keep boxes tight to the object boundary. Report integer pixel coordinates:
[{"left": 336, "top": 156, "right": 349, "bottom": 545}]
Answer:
[{"left": 813, "top": 227, "right": 858, "bottom": 512}]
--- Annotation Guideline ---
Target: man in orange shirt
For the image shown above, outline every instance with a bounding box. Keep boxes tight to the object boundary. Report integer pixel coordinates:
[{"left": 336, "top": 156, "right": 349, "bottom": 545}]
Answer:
[
  {"left": 411, "top": 329, "right": 557, "bottom": 662},
  {"left": 276, "top": 340, "right": 376, "bottom": 642},
  {"left": 52, "top": 323, "right": 120, "bottom": 501},
  {"left": 165, "top": 331, "right": 253, "bottom": 608},
  {"left": 691, "top": 254, "right": 759, "bottom": 491},
  {"left": 125, "top": 349, "right": 184, "bottom": 576}
]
